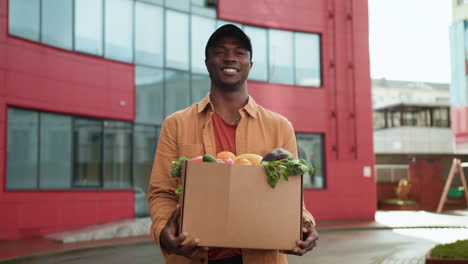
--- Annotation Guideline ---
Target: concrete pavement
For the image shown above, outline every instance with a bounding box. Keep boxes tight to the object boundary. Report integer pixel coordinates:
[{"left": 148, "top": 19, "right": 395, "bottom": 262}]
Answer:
[{"left": 1, "top": 209, "right": 467, "bottom": 263}]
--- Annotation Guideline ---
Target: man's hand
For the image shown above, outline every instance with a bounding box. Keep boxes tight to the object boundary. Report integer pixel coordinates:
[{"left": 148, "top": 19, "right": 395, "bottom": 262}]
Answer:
[
  {"left": 159, "top": 204, "right": 208, "bottom": 258},
  {"left": 281, "top": 217, "right": 319, "bottom": 256}
]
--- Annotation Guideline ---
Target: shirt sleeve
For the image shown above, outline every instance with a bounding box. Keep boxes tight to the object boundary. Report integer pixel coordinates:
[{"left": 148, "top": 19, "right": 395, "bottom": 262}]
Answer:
[{"left": 147, "top": 116, "right": 180, "bottom": 249}]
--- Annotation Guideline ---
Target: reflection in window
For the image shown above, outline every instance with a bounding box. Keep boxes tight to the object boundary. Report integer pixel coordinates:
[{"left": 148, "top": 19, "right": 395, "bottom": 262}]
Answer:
[
  {"left": 103, "top": 121, "right": 132, "bottom": 189},
  {"left": 166, "top": 10, "right": 189, "bottom": 70},
  {"left": 133, "top": 125, "right": 159, "bottom": 216},
  {"left": 295, "top": 32, "right": 321, "bottom": 86},
  {"left": 41, "top": 0, "right": 73, "bottom": 49},
  {"left": 135, "top": 66, "right": 165, "bottom": 124},
  {"left": 8, "top": 0, "right": 40, "bottom": 41},
  {"left": 192, "top": 74, "right": 211, "bottom": 103},
  {"left": 104, "top": 0, "right": 134, "bottom": 62},
  {"left": 433, "top": 108, "right": 450, "bottom": 127},
  {"left": 40, "top": 113, "right": 72, "bottom": 189},
  {"left": 296, "top": 134, "right": 325, "bottom": 189},
  {"left": 244, "top": 26, "right": 268, "bottom": 81},
  {"left": 165, "top": 0, "right": 190, "bottom": 12},
  {"left": 75, "top": 0, "right": 103, "bottom": 55},
  {"left": 165, "top": 70, "right": 190, "bottom": 115},
  {"left": 7, "top": 108, "right": 39, "bottom": 189},
  {"left": 191, "top": 16, "right": 215, "bottom": 74},
  {"left": 140, "top": 0, "right": 163, "bottom": 5},
  {"left": 269, "top": 29, "right": 294, "bottom": 85},
  {"left": 73, "top": 118, "right": 102, "bottom": 187},
  {"left": 191, "top": 4, "right": 216, "bottom": 17},
  {"left": 135, "top": 3, "right": 164, "bottom": 67}
]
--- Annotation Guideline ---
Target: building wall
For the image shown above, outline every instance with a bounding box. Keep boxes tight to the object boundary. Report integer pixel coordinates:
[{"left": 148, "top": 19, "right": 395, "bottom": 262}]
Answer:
[
  {"left": 0, "top": 0, "right": 134, "bottom": 240},
  {"left": 220, "top": 0, "right": 376, "bottom": 221},
  {"left": 0, "top": 0, "right": 375, "bottom": 240}
]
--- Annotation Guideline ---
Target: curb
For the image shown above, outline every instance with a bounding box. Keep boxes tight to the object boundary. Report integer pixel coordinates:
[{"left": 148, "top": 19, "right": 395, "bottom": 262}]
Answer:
[
  {"left": 0, "top": 237, "right": 153, "bottom": 264},
  {"left": 317, "top": 225, "right": 468, "bottom": 232}
]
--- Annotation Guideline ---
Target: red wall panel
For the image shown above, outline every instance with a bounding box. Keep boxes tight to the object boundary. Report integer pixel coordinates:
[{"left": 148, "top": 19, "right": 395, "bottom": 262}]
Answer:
[
  {"left": 218, "top": 0, "right": 326, "bottom": 33},
  {"left": 0, "top": 0, "right": 135, "bottom": 240},
  {"left": 0, "top": 191, "right": 134, "bottom": 240}
]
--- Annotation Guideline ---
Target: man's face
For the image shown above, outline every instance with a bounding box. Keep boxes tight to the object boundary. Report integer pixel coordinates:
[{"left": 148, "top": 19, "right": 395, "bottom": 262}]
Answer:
[{"left": 205, "top": 36, "right": 253, "bottom": 92}]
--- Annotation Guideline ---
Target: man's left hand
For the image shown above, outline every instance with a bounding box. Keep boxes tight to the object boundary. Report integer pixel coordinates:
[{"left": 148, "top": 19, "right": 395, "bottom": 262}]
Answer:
[{"left": 281, "top": 217, "right": 318, "bottom": 256}]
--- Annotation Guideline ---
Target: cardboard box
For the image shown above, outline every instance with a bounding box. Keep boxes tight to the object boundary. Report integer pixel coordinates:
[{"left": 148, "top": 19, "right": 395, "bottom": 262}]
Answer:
[{"left": 179, "top": 161, "right": 303, "bottom": 250}]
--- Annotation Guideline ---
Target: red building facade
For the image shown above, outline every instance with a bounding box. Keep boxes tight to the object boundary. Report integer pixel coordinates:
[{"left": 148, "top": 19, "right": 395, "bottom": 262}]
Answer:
[{"left": 0, "top": 0, "right": 375, "bottom": 240}]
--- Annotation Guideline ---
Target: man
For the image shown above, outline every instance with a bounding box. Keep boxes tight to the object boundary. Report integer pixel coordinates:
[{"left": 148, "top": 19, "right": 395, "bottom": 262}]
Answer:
[{"left": 148, "top": 24, "right": 318, "bottom": 264}]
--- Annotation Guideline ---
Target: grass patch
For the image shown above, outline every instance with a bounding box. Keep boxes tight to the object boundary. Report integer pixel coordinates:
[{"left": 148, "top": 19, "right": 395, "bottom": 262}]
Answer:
[{"left": 431, "top": 240, "right": 468, "bottom": 259}]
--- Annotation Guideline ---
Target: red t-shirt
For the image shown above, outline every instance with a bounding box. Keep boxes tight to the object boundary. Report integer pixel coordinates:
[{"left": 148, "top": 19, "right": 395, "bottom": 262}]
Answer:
[{"left": 209, "top": 112, "right": 242, "bottom": 260}]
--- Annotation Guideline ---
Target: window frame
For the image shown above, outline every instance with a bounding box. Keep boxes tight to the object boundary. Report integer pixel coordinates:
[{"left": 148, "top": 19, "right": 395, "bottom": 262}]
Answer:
[{"left": 295, "top": 133, "right": 326, "bottom": 189}]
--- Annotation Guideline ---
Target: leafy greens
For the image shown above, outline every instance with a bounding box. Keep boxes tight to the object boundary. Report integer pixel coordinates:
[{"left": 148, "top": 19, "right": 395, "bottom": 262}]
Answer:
[
  {"left": 171, "top": 156, "right": 189, "bottom": 178},
  {"left": 262, "top": 157, "right": 315, "bottom": 188}
]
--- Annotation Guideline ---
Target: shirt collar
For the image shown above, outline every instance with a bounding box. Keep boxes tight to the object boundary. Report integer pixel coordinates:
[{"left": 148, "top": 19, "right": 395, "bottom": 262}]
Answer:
[{"left": 197, "top": 93, "right": 258, "bottom": 118}]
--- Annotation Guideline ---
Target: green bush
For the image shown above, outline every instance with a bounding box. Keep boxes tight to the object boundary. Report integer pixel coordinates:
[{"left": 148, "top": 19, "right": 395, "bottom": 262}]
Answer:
[{"left": 430, "top": 239, "right": 468, "bottom": 259}]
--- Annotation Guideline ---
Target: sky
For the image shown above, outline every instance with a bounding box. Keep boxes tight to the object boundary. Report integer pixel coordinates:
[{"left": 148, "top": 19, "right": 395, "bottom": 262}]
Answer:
[{"left": 368, "top": 0, "right": 452, "bottom": 84}]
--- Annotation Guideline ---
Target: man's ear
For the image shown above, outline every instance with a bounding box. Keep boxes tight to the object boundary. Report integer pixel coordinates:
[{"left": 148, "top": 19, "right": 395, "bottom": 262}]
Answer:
[{"left": 249, "top": 60, "right": 253, "bottom": 69}]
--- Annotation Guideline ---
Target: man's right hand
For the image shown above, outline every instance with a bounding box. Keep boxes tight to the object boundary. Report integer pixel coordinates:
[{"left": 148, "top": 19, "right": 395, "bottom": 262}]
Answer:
[{"left": 159, "top": 204, "right": 208, "bottom": 258}]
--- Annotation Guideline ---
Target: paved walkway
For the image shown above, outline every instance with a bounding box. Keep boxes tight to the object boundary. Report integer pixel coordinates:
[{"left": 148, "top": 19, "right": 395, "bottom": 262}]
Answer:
[{"left": 0, "top": 209, "right": 467, "bottom": 263}]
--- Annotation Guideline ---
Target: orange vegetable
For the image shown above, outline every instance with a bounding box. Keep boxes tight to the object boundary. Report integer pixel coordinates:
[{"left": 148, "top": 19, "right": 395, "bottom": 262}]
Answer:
[
  {"left": 216, "top": 151, "right": 236, "bottom": 161},
  {"left": 235, "top": 158, "right": 252, "bottom": 165}
]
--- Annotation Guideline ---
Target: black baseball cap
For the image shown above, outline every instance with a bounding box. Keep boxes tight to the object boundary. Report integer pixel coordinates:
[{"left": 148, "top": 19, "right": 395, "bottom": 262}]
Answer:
[{"left": 205, "top": 24, "right": 252, "bottom": 60}]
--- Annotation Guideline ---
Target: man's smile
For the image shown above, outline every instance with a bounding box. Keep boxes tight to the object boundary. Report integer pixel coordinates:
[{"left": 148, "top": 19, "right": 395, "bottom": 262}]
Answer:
[{"left": 221, "top": 67, "right": 239, "bottom": 74}]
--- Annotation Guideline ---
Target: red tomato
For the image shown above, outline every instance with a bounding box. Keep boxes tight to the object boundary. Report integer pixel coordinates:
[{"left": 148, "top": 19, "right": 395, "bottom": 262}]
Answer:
[
  {"left": 189, "top": 156, "right": 203, "bottom": 162},
  {"left": 217, "top": 158, "right": 235, "bottom": 164}
]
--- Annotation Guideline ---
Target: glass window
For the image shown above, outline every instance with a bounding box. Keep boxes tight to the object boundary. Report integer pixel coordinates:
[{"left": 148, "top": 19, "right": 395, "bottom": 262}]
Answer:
[
  {"left": 166, "top": 10, "right": 189, "bottom": 70},
  {"left": 191, "top": 0, "right": 205, "bottom": 5},
  {"left": 165, "top": 0, "right": 190, "bottom": 12},
  {"left": 104, "top": 0, "right": 134, "bottom": 62},
  {"left": 244, "top": 26, "right": 268, "bottom": 81},
  {"left": 192, "top": 74, "right": 210, "bottom": 103},
  {"left": 373, "top": 111, "right": 386, "bottom": 129},
  {"left": 7, "top": 108, "right": 39, "bottom": 189},
  {"left": 8, "top": 0, "right": 40, "bottom": 41},
  {"left": 135, "top": 66, "right": 165, "bottom": 124},
  {"left": 433, "top": 107, "right": 450, "bottom": 127},
  {"left": 73, "top": 118, "right": 102, "bottom": 187},
  {"left": 103, "top": 121, "right": 132, "bottom": 189},
  {"left": 269, "top": 29, "right": 294, "bottom": 85},
  {"left": 295, "top": 32, "right": 321, "bottom": 86},
  {"left": 133, "top": 124, "right": 159, "bottom": 216},
  {"left": 75, "top": 0, "right": 104, "bottom": 56},
  {"left": 217, "top": 20, "right": 243, "bottom": 30},
  {"left": 135, "top": 2, "right": 164, "bottom": 67},
  {"left": 41, "top": 0, "right": 73, "bottom": 49},
  {"left": 191, "top": 5, "right": 216, "bottom": 18},
  {"left": 40, "top": 113, "right": 72, "bottom": 189},
  {"left": 165, "top": 70, "right": 191, "bottom": 115},
  {"left": 296, "top": 134, "right": 325, "bottom": 189},
  {"left": 139, "top": 0, "right": 163, "bottom": 5},
  {"left": 391, "top": 111, "right": 401, "bottom": 127},
  {"left": 191, "top": 15, "right": 215, "bottom": 74}
]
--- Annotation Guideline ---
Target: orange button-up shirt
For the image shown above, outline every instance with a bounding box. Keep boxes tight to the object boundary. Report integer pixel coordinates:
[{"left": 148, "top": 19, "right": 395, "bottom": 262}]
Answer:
[{"left": 147, "top": 94, "right": 314, "bottom": 264}]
